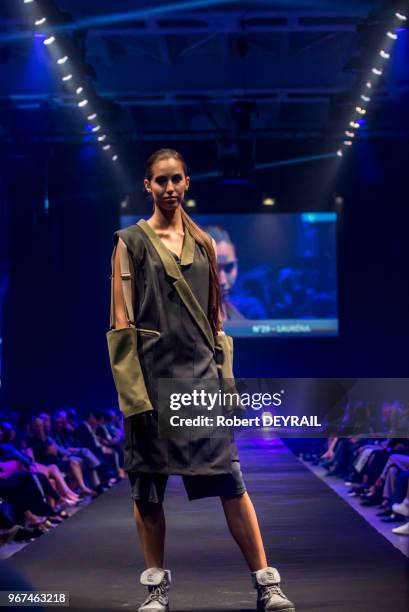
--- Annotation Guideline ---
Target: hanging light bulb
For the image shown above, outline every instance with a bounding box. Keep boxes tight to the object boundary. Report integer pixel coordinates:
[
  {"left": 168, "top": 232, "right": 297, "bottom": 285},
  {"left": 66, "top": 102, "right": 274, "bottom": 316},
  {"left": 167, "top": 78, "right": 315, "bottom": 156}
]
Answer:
[
  {"left": 103, "top": 144, "right": 111, "bottom": 151},
  {"left": 57, "top": 55, "right": 68, "bottom": 65},
  {"left": 87, "top": 113, "right": 97, "bottom": 121},
  {"left": 35, "top": 17, "right": 46, "bottom": 26},
  {"left": 343, "top": 141, "right": 353, "bottom": 146},
  {"left": 380, "top": 50, "right": 390, "bottom": 59},
  {"left": 387, "top": 31, "right": 398, "bottom": 40},
  {"left": 92, "top": 125, "right": 101, "bottom": 132},
  {"left": 76, "top": 87, "right": 83, "bottom": 95},
  {"left": 78, "top": 99, "right": 88, "bottom": 108},
  {"left": 97, "top": 135, "right": 106, "bottom": 142},
  {"left": 345, "top": 131, "right": 355, "bottom": 138},
  {"left": 372, "top": 67, "right": 383, "bottom": 76},
  {"left": 62, "top": 74, "right": 73, "bottom": 81},
  {"left": 361, "top": 95, "right": 371, "bottom": 102},
  {"left": 336, "top": 150, "right": 343, "bottom": 157},
  {"left": 395, "top": 12, "right": 407, "bottom": 21},
  {"left": 366, "top": 81, "right": 372, "bottom": 88},
  {"left": 112, "top": 155, "right": 119, "bottom": 161},
  {"left": 43, "top": 36, "right": 55, "bottom": 46}
]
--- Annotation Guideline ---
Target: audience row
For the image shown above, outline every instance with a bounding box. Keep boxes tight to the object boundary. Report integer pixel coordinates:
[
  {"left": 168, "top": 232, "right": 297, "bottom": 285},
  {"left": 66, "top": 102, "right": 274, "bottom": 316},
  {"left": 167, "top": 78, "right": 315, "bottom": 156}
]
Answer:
[{"left": 0, "top": 408, "right": 125, "bottom": 545}]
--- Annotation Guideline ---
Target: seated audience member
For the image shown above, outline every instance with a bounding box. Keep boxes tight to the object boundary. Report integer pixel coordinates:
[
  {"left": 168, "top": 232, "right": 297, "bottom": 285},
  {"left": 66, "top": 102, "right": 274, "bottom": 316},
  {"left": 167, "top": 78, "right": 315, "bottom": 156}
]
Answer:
[
  {"left": 0, "top": 452, "right": 68, "bottom": 541},
  {"left": 94, "top": 411, "right": 125, "bottom": 479},
  {"left": 24, "top": 417, "right": 80, "bottom": 505},
  {"left": 52, "top": 411, "right": 100, "bottom": 494},
  {"left": 75, "top": 410, "right": 119, "bottom": 487},
  {"left": 0, "top": 422, "right": 70, "bottom": 518},
  {"left": 37, "top": 412, "right": 95, "bottom": 497}
]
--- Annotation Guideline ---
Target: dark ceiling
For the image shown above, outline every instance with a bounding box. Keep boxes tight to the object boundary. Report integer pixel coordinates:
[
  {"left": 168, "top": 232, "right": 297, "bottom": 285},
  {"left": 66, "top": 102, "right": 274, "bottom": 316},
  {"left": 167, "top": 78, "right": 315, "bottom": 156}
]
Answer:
[{"left": 0, "top": 0, "right": 408, "bottom": 143}]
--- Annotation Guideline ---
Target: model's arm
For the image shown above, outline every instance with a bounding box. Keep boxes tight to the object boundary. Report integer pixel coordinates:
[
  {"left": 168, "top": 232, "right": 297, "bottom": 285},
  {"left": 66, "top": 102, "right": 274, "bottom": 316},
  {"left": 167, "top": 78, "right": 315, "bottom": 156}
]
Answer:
[
  {"left": 107, "top": 239, "right": 153, "bottom": 417},
  {"left": 113, "top": 241, "right": 131, "bottom": 329}
]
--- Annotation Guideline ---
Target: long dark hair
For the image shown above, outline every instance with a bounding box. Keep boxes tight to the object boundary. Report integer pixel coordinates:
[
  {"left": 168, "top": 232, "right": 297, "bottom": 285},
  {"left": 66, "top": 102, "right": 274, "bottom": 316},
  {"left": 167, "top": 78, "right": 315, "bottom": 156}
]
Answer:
[{"left": 145, "top": 148, "right": 222, "bottom": 335}]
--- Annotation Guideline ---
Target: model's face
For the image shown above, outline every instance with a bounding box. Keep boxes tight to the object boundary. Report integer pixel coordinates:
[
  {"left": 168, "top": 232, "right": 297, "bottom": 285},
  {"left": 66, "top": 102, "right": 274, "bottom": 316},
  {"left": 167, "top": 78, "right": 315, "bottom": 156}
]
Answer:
[
  {"left": 144, "top": 158, "right": 190, "bottom": 211},
  {"left": 216, "top": 240, "right": 238, "bottom": 298}
]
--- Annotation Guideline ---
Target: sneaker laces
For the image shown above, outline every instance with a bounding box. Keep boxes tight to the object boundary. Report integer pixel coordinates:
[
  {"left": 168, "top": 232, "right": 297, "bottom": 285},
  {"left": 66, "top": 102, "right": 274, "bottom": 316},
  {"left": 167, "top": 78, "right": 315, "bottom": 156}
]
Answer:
[
  {"left": 259, "top": 583, "right": 286, "bottom": 602},
  {"left": 143, "top": 581, "right": 168, "bottom": 606}
]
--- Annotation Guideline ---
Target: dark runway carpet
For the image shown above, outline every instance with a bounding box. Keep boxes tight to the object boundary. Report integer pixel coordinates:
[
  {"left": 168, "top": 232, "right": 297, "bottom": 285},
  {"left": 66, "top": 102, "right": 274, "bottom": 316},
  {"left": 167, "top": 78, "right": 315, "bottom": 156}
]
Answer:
[{"left": 7, "top": 438, "right": 409, "bottom": 611}]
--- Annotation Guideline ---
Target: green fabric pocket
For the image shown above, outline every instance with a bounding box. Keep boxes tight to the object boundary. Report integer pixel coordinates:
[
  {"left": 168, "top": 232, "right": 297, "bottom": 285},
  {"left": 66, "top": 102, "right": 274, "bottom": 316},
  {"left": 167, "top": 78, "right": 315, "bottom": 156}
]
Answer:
[{"left": 106, "top": 327, "right": 154, "bottom": 418}]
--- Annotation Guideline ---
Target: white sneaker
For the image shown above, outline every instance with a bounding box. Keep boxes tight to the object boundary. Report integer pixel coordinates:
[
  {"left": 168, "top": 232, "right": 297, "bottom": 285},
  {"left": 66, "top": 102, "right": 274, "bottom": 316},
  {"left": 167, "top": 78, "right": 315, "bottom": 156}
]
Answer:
[
  {"left": 392, "top": 521, "right": 409, "bottom": 536},
  {"left": 252, "top": 567, "right": 295, "bottom": 611},
  {"left": 391, "top": 499, "right": 409, "bottom": 518},
  {"left": 138, "top": 568, "right": 171, "bottom": 612}
]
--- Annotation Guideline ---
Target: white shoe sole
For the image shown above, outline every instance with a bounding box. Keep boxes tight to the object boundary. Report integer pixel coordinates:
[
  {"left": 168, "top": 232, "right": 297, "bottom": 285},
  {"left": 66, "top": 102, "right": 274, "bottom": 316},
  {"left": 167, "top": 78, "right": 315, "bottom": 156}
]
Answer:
[{"left": 257, "top": 606, "right": 295, "bottom": 612}]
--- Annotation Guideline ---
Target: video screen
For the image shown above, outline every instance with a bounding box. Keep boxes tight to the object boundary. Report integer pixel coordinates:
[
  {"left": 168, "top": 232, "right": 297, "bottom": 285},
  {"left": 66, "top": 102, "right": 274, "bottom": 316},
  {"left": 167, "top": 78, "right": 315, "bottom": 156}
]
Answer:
[{"left": 121, "top": 213, "right": 339, "bottom": 337}]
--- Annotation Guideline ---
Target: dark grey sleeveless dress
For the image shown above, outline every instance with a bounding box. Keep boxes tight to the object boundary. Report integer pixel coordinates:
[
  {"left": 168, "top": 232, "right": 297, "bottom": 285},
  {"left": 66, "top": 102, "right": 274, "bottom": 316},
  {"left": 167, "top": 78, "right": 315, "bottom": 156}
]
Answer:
[{"left": 114, "top": 222, "right": 238, "bottom": 476}]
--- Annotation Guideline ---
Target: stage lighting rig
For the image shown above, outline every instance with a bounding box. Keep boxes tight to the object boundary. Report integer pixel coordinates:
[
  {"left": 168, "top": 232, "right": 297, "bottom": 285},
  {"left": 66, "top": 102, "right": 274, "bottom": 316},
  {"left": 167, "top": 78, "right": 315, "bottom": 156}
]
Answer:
[
  {"left": 32, "top": 0, "right": 73, "bottom": 29},
  {"left": 336, "top": 4, "right": 406, "bottom": 159},
  {"left": 22, "top": 0, "right": 121, "bottom": 164}
]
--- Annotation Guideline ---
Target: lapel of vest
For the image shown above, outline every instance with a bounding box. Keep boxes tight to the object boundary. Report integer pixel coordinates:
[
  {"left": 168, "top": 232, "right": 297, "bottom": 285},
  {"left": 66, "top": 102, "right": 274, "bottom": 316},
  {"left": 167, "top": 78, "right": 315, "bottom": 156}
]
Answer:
[{"left": 137, "top": 219, "right": 215, "bottom": 352}]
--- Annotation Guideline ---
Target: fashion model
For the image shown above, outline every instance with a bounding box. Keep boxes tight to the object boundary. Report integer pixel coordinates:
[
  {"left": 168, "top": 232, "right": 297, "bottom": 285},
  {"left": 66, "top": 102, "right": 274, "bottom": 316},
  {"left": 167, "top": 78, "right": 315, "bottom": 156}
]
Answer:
[{"left": 107, "top": 148, "right": 295, "bottom": 612}]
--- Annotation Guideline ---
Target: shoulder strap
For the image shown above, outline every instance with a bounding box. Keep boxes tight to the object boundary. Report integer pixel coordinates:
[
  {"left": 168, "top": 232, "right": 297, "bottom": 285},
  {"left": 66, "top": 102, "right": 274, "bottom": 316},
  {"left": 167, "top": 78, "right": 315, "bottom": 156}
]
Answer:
[
  {"left": 109, "top": 237, "right": 134, "bottom": 329},
  {"left": 137, "top": 219, "right": 215, "bottom": 352}
]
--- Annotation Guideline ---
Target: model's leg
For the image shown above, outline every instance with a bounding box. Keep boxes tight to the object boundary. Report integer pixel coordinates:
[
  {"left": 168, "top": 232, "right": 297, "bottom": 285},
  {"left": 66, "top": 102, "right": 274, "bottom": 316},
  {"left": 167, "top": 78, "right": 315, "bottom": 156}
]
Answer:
[
  {"left": 221, "top": 491, "right": 267, "bottom": 571},
  {"left": 133, "top": 500, "right": 166, "bottom": 568},
  {"left": 221, "top": 491, "right": 295, "bottom": 611},
  {"left": 133, "top": 501, "right": 170, "bottom": 612}
]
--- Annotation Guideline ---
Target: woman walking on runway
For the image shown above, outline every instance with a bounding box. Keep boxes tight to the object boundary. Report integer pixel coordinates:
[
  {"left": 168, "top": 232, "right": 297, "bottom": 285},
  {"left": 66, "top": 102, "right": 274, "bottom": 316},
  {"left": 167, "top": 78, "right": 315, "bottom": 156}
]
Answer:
[{"left": 107, "top": 148, "right": 295, "bottom": 612}]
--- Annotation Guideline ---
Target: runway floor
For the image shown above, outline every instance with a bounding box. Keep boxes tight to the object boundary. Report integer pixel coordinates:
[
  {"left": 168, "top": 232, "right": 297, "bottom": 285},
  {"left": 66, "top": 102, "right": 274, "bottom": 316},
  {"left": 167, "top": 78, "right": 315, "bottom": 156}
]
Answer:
[{"left": 6, "top": 438, "right": 409, "bottom": 611}]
